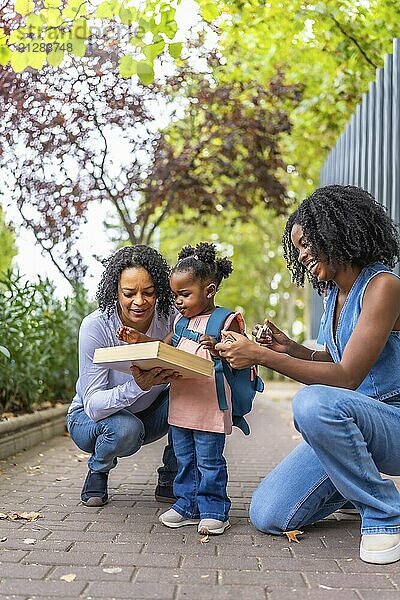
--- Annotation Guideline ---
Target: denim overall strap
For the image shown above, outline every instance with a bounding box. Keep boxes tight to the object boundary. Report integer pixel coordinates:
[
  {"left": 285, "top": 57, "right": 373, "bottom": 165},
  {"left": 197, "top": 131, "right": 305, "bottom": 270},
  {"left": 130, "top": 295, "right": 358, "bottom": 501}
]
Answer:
[{"left": 320, "top": 262, "right": 400, "bottom": 401}]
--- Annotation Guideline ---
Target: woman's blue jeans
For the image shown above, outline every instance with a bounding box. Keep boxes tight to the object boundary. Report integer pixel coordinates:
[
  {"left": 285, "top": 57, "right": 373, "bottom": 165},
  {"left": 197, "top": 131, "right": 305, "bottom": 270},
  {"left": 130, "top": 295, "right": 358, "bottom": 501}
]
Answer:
[
  {"left": 250, "top": 385, "right": 400, "bottom": 536},
  {"left": 171, "top": 426, "right": 231, "bottom": 521},
  {"left": 66, "top": 389, "right": 177, "bottom": 483}
]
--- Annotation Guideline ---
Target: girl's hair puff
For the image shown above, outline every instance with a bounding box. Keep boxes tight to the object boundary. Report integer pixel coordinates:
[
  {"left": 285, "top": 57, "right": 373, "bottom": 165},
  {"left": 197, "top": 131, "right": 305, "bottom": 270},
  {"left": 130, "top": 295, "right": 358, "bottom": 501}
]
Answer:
[
  {"left": 282, "top": 184, "right": 400, "bottom": 293},
  {"left": 173, "top": 242, "right": 233, "bottom": 288},
  {"left": 96, "top": 245, "right": 173, "bottom": 317}
]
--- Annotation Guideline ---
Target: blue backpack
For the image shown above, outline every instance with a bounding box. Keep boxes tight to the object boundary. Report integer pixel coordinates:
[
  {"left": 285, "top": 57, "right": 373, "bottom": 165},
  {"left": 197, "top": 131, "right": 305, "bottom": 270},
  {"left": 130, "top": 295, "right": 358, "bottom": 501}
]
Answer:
[{"left": 171, "top": 307, "right": 264, "bottom": 435}]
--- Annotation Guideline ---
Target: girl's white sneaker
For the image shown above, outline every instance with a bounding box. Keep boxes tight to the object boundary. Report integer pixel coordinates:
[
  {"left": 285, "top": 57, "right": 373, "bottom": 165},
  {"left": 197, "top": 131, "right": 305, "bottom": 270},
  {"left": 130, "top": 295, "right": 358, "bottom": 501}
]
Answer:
[
  {"left": 159, "top": 508, "right": 199, "bottom": 528},
  {"left": 198, "top": 518, "right": 231, "bottom": 535},
  {"left": 360, "top": 533, "right": 400, "bottom": 564}
]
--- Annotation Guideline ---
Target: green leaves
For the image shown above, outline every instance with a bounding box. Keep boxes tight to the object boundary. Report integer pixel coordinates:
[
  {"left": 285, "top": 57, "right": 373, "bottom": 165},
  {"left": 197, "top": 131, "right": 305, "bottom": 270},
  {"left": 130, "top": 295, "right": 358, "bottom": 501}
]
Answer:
[
  {"left": 119, "top": 54, "right": 137, "bottom": 78},
  {"left": 46, "top": 48, "right": 64, "bottom": 66},
  {"left": 199, "top": 2, "right": 220, "bottom": 22},
  {"left": 137, "top": 60, "right": 154, "bottom": 85},
  {"left": 14, "top": 0, "right": 34, "bottom": 15},
  {"left": 168, "top": 42, "right": 182, "bottom": 59},
  {"left": 0, "top": 271, "right": 94, "bottom": 414},
  {"left": 212, "top": 0, "right": 400, "bottom": 197},
  {"left": 96, "top": 1, "right": 113, "bottom": 18},
  {"left": 0, "top": 46, "right": 11, "bottom": 66},
  {"left": 144, "top": 37, "right": 166, "bottom": 61},
  {"left": 6, "top": 0, "right": 187, "bottom": 81},
  {"left": 10, "top": 51, "right": 29, "bottom": 73}
]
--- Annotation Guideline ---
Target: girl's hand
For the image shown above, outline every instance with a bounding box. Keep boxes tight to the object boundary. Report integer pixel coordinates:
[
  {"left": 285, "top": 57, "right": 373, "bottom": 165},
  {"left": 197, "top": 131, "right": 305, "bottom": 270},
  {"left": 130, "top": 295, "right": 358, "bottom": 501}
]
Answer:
[
  {"left": 130, "top": 365, "right": 181, "bottom": 390},
  {"left": 215, "top": 331, "right": 260, "bottom": 369},
  {"left": 253, "top": 320, "right": 293, "bottom": 354},
  {"left": 199, "top": 335, "right": 219, "bottom": 356},
  {"left": 117, "top": 326, "right": 143, "bottom": 344}
]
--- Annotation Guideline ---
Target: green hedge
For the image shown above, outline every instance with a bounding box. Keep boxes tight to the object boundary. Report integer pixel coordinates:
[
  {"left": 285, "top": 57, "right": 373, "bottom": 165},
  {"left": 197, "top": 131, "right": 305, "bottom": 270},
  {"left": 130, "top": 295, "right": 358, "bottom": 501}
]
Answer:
[{"left": 0, "top": 271, "right": 94, "bottom": 415}]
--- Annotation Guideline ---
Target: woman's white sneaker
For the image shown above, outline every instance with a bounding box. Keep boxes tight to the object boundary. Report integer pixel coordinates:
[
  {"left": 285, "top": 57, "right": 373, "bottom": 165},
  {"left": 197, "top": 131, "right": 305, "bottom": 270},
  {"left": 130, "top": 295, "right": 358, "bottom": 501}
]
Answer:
[
  {"left": 159, "top": 508, "right": 199, "bottom": 528},
  {"left": 198, "top": 518, "right": 231, "bottom": 535},
  {"left": 360, "top": 533, "right": 400, "bottom": 564}
]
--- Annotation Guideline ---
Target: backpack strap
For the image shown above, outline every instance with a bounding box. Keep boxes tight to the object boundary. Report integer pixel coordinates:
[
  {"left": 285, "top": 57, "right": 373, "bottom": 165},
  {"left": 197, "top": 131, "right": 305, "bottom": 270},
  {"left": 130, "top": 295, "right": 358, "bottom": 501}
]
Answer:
[
  {"left": 172, "top": 308, "right": 237, "bottom": 413},
  {"left": 211, "top": 356, "right": 229, "bottom": 410},
  {"left": 206, "top": 307, "right": 235, "bottom": 412},
  {"left": 205, "top": 307, "right": 234, "bottom": 341},
  {"left": 171, "top": 316, "right": 202, "bottom": 347}
]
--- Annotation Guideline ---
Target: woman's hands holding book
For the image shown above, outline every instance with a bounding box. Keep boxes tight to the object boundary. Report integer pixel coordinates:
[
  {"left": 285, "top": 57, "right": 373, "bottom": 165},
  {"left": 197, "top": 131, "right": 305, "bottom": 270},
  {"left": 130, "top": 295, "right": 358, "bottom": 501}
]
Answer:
[{"left": 130, "top": 365, "right": 182, "bottom": 390}]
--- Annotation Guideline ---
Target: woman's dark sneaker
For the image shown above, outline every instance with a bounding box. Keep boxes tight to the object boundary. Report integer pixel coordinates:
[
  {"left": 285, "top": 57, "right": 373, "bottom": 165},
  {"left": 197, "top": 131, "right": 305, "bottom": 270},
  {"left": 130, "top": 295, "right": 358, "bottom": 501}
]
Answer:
[
  {"left": 81, "top": 470, "right": 109, "bottom": 506},
  {"left": 154, "top": 484, "right": 176, "bottom": 503}
]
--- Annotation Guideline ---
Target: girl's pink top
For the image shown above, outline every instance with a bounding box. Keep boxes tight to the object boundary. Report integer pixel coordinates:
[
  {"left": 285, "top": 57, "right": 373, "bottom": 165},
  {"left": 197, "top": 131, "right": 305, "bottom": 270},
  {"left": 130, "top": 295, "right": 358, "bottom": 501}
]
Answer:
[{"left": 168, "top": 311, "right": 245, "bottom": 434}]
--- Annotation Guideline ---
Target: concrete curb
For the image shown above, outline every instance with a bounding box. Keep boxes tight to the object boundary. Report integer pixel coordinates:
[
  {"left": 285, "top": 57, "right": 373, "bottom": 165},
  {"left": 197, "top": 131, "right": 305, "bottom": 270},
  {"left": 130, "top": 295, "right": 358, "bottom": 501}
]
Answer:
[{"left": 0, "top": 405, "right": 68, "bottom": 460}]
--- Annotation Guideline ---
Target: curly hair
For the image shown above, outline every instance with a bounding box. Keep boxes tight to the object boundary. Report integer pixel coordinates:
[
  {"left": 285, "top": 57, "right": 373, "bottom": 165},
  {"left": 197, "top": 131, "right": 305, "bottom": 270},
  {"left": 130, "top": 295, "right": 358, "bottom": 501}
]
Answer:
[
  {"left": 96, "top": 245, "right": 173, "bottom": 318},
  {"left": 172, "top": 242, "right": 233, "bottom": 289},
  {"left": 283, "top": 185, "right": 400, "bottom": 292}
]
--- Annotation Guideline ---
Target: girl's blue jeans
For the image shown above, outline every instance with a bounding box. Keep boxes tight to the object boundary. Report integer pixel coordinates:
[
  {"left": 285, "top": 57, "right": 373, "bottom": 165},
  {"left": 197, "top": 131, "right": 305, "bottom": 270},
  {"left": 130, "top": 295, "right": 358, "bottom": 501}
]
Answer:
[
  {"left": 170, "top": 425, "right": 231, "bottom": 521},
  {"left": 66, "top": 389, "right": 177, "bottom": 483},
  {"left": 250, "top": 385, "right": 400, "bottom": 536}
]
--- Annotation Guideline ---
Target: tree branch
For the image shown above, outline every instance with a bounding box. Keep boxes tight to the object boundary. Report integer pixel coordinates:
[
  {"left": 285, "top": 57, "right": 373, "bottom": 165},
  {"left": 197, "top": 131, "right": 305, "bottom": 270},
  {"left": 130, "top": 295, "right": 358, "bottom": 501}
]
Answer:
[
  {"left": 329, "top": 13, "right": 377, "bottom": 69},
  {"left": 15, "top": 198, "right": 76, "bottom": 289},
  {"left": 143, "top": 199, "right": 173, "bottom": 245},
  {"left": 92, "top": 114, "right": 138, "bottom": 244}
]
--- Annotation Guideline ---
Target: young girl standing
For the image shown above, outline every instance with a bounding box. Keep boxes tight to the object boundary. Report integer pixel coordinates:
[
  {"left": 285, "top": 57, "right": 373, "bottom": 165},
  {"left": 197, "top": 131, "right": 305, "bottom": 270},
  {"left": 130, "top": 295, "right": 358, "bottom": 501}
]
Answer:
[{"left": 118, "top": 242, "right": 245, "bottom": 535}]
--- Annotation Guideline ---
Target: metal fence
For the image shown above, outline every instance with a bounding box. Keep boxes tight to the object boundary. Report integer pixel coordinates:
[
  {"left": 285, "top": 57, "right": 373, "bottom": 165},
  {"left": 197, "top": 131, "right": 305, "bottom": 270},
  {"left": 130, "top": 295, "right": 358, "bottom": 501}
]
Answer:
[{"left": 311, "top": 38, "right": 400, "bottom": 338}]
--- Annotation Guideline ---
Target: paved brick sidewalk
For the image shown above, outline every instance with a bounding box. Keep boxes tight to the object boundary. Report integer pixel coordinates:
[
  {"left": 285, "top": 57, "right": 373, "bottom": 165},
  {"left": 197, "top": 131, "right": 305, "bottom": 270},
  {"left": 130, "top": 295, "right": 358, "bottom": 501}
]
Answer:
[{"left": 1, "top": 383, "right": 399, "bottom": 600}]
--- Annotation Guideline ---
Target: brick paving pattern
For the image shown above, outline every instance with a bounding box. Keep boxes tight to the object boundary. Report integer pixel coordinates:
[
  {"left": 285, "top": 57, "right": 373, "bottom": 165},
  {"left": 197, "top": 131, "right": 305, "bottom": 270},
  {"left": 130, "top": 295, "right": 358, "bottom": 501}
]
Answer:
[{"left": 1, "top": 383, "right": 399, "bottom": 599}]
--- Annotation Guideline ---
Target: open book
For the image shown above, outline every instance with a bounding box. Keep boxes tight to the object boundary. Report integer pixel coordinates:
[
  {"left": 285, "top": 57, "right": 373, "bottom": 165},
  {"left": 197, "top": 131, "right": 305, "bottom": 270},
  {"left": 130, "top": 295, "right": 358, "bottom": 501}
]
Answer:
[{"left": 93, "top": 341, "right": 214, "bottom": 379}]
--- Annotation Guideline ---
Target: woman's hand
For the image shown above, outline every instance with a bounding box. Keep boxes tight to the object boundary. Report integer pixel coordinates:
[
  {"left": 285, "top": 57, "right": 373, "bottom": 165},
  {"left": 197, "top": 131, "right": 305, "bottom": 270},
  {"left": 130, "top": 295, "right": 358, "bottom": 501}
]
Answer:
[
  {"left": 215, "top": 331, "right": 260, "bottom": 369},
  {"left": 253, "top": 320, "right": 293, "bottom": 354},
  {"left": 130, "top": 365, "right": 181, "bottom": 390}
]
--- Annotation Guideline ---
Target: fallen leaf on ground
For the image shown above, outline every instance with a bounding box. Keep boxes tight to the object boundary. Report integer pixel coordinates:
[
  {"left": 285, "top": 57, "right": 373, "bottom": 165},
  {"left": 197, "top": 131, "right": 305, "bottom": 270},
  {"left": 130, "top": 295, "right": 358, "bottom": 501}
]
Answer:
[
  {"left": 23, "top": 538, "right": 37, "bottom": 545},
  {"left": 74, "top": 453, "right": 89, "bottom": 461},
  {"left": 60, "top": 573, "right": 77, "bottom": 582},
  {"left": 7, "top": 512, "right": 43, "bottom": 521},
  {"left": 284, "top": 530, "right": 304, "bottom": 543},
  {"left": 198, "top": 535, "right": 209, "bottom": 543},
  {"left": 102, "top": 567, "right": 122, "bottom": 574}
]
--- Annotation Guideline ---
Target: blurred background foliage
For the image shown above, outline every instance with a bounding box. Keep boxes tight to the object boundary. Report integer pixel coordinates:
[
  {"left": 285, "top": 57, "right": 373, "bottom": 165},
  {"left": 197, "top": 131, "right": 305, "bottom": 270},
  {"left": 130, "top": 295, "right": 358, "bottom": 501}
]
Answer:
[
  {"left": 1, "top": 0, "right": 399, "bottom": 410},
  {"left": 0, "top": 271, "right": 94, "bottom": 415},
  {"left": 0, "top": 205, "right": 17, "bottom": 273}
]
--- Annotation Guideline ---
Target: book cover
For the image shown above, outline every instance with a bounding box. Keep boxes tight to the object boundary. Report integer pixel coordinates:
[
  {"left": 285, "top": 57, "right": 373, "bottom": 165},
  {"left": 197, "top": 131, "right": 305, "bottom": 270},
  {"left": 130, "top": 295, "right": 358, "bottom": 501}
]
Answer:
[{"left": 93, "top": 341, "right": 214, "bottom": 379}]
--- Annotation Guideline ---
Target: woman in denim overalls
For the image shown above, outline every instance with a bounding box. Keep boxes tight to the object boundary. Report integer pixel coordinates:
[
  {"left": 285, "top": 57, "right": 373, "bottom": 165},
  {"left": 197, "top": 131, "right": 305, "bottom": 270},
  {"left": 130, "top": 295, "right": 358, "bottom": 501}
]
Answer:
[{"left": 216, "top": 185, "right": 400, "bottom": 564}]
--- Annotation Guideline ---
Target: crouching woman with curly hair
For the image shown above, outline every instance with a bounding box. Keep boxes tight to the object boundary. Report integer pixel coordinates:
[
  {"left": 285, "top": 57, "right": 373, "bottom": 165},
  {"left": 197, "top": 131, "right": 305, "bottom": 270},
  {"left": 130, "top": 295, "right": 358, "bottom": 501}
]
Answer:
[
  {"left": 216, "top": 185, "right": 400, "bottom": 564},
  {"left": 67, "top": 246, "right": 179, "bottom": 507}
]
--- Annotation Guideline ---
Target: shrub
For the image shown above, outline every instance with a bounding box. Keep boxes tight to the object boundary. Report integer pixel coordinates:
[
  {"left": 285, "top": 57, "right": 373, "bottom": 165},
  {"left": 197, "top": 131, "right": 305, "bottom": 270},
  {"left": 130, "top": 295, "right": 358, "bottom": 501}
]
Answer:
[{"left": 0, "top": 271, "right": 94, "bottom": 415}]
